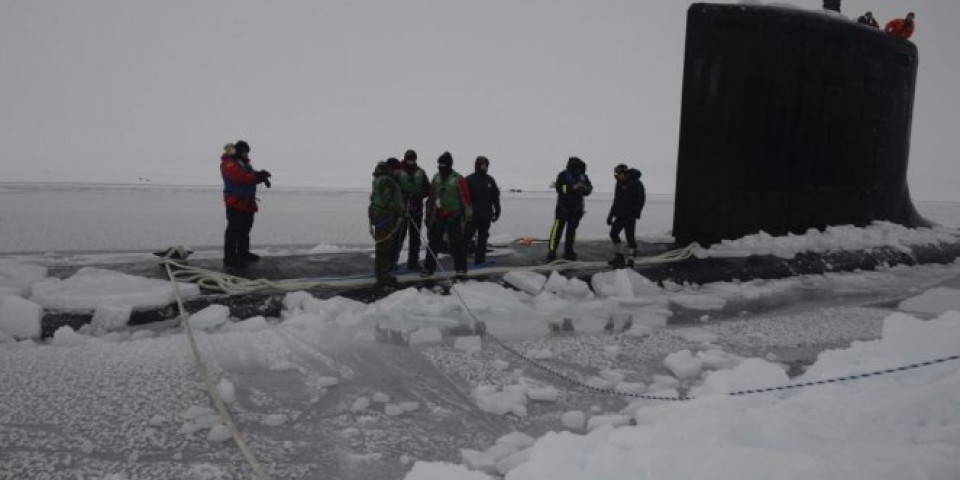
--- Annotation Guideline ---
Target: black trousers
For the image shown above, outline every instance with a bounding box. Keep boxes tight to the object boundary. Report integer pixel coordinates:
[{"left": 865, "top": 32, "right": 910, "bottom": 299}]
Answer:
[
  {"left": 392, "top": 217, "right": 407, "bottom": 271},
  {"left": 547, "top": 212, "right": 582, "bottom": 255},
  {"left": 424, "top": 215, "right": 467, "bottom": 273},
  {"left": 403, "top": 209, "right": 424, "bottom": 269},
  {"left": 224, "top": 208, "right": 255, "bottom": 261},
  {"left": 609, "top": 216, "right": 638, "bottom": 250},
  {"left": 375, "top": 216, "right": 401, "bottom": 282},
  {"left": 465, "top": 214, "right": 493, "bottom": 264}
]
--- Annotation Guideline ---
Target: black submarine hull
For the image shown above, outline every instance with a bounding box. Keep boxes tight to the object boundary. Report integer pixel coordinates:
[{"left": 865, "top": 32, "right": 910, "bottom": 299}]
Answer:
[{"left": 673, "top": 4, "right": 928, "bottom": 247}]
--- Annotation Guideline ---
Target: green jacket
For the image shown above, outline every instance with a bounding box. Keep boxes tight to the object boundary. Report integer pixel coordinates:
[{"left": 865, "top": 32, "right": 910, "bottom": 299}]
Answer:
[
  {"left": 369, "top": 172, "right": 403, "bottom": 222},
  {"left": 397, "top": 167, "right": 430, "bottom": 211},
  {"left": 427, "top": 170, "right": 473, "bottom": 220}
]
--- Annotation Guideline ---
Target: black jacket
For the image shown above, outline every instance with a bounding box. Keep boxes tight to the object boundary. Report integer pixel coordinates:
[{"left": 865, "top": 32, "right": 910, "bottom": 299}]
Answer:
[
  {"left": 608, "top": 168, "right": 645, "bottom": 219},
  {"left": 466, "top": 171, "right": 501, "bottom": 219},
  {"left": 555, "top": 158, "right": 593, "bottom": 217},
  {"left": 857, "top": 15, "right": 879, "bottom": 27}
]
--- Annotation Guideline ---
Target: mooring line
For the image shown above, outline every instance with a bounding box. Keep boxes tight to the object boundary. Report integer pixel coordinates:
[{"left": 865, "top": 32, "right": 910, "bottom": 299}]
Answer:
[
  {"left": 406, "top": 221, "right": 960, "bottom": 401},
  {"left": 486, "top": 332, "right": 960, "bottom": 401},
  {"left": 163, "top": 262, "right": 274, "bottom": 480}
]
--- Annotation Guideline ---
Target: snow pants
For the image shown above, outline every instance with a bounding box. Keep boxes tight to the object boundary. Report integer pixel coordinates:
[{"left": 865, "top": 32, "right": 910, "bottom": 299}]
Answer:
[
  {"left": 224, "top": 207, "right": 255, "bottom": 262},
  {"left": 424, "top": 215, "right": 467, "bottom": 274}
]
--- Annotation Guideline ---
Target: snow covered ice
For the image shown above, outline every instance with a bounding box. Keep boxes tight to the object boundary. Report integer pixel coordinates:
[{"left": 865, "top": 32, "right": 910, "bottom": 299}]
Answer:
[{"left": 0, "top": 184, "right": 959, "bottom": 479}]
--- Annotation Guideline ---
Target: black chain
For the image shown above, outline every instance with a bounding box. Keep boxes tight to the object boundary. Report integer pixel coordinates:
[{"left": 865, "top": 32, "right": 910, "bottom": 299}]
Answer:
[
  {"left": 408, "top": 214, "right": 960, "bottom": 401},
  {"left": 725, "top": 354, "right": 960, "bottom": 397},
  {"left": 485, "top": 334, "right": 960, "bottom": 401}
]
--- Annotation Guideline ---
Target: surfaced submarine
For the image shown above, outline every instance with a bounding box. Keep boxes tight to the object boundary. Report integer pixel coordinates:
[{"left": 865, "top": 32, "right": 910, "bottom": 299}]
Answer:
[{"left": 673, "top": 3, "right": 928, "bottom": 247}]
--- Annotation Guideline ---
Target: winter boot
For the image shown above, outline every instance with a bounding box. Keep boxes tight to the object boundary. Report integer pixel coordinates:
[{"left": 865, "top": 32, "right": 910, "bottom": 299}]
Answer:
[
  {"left": 376, "top": 275, "right": 400, "bottom": 292},
  {"left": 562, "top": 250, "right": 577, "bottom": 261},
  {"left": 608, "top": 253, "right": 626, "bottom": 268},
  {"left": 545, "top": 250, "right": 557, "bottom": 263},
  {"left": 625, "top": 248, "right": 636, "bottom": 268},
  {"left": 238, "top": 237, "right": 260, "bottom": 262},
  {"left": 608, "top": 244, "right": 626, "bottom": 268}
]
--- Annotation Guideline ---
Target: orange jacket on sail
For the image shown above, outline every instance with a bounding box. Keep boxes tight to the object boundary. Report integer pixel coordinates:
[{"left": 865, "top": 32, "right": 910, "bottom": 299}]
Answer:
[{"left": 884, "top": 18, "right": 915, "bottom": 39}]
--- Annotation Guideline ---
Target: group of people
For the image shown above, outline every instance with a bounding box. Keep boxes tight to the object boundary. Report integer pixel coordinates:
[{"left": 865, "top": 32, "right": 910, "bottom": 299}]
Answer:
[
  {"left": 543, "top": 157, "right": 646, "bottom": 268},
  {"left": 368, "top": 150, "right": 501, "bottom": 287},
  {"left": 857, "top": 11, "right": 915, "bottom": 39},
  {"left": 365, "top": 152, "right": 647, "bottom": 287},
  {"left": 219, "top": 142, "right": 647, "bottom": 289}
]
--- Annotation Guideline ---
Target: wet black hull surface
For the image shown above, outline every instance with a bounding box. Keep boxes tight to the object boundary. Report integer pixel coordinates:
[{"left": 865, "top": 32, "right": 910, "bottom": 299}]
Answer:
[{"left": 674, "top": 4, "right": 927, "bottom": 247}]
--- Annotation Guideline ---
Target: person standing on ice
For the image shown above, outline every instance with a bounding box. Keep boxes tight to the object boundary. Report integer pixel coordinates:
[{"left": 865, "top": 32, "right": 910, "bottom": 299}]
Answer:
[
  {"left": 396, "top": 149, "right": 431, "bottom": 271},
  {"left": 422, "top": 151, "right": 472, "bottom": 279},
  {"left": 220, "top": 140, "right": 271, "bottom": 268},
  {"left": 369, "top": 158, "right": 404, "bottom": 288},
  {"left": 465, "top": 156, "right": 501, "bottom": 266},
  {"left": 884, "top": 12, "right": 915, "bottom": 39},
  {"left": 546, "top": 156, "right": 592, "bottom": 262},
  {"left": 606, "top": 163, "right": 646, "bottom": 268},
  {"left": 857, "top": 11, "right": 879, "bottom": 28}
]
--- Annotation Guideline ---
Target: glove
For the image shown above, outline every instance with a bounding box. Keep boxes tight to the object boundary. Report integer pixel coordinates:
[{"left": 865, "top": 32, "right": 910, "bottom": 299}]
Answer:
[
  {"left": 254, "top": 171, "right": 272, "bottom": 188},
  {"left": 606, "top": 214, "right": 614, "bottom": 226},
  {"left": 492, "top": 209, "right": 500, "bottom": 223}
]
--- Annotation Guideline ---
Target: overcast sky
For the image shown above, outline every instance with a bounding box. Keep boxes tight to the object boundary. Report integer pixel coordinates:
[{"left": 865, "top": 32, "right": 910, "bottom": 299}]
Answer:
[{"left": 1, "top": 0, "right": 957, "bottom": 199}]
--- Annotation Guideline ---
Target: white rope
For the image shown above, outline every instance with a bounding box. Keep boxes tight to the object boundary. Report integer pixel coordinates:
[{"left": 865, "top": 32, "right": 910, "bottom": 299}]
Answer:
[
  {"left": 163, "top": 242, "right": 698, "bottom": 295},
  {"left": 162, "top": 262, "right": 274, "bottom": 480},
  {"left": 165, "top": 260, "right": 336, "bottom": 294}
]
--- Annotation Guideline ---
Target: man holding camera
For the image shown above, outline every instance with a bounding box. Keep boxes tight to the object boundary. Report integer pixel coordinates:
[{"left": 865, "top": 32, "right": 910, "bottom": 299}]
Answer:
[{"left": 220, "top": 140, "right": 272, "bottom": 268}]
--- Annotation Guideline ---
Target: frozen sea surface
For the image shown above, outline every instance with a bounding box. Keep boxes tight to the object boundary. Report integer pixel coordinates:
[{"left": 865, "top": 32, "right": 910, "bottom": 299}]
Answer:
[
  {"left": 2, "top": 183, "right": 960, "bottom": 479},
  {"left": 16, "top": 182, "right": 960, "bottom": 254}
]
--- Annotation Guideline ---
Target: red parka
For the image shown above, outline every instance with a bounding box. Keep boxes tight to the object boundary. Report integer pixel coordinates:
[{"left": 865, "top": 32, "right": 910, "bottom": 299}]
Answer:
[
  {"left": 220, "top": 154, "right": 259, "bottom": 213},
  {"left": 884, "top": 18, "right": 915, "bottom": 39}
]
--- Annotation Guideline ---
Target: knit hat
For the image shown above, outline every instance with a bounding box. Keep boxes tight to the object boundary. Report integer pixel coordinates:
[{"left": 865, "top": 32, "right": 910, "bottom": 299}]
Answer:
[
  {"left": 475, "top": 156, "right": 489, "bottom": 167},
  {"left": 404, "top": 149, "right": 417, "bottom": 161},
  {"left": 438, "top": 151, "right": 453, "bottom": 166},
  {"left": 614, "top": 163, "right": 628, "bottom": 174},
  {"left": 567, "top": 156, "right": 585, "bottom": 173},
  {"left": 235, "top": 141, "right": 250, "bottom": 154},
  {"left": 385, "top": 157, "right": 401, "bottom": 170}
]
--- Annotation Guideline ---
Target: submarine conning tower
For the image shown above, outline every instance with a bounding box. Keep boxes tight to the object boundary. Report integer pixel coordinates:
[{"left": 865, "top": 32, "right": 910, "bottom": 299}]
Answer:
[{"left": 673, "top": 3, "right": 929, "bottom": 247}]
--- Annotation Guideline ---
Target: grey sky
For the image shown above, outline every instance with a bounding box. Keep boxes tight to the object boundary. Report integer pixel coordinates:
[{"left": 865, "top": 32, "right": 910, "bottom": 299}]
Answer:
[{"left": 1, "top": 0, "right": 957, "bottom": 199}]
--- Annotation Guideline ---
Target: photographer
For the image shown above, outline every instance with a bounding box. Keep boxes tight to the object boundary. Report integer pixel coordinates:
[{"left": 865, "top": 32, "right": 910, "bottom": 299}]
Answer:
[{"left": 220, "top": 140, "right": 271, "bottom": 268}]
